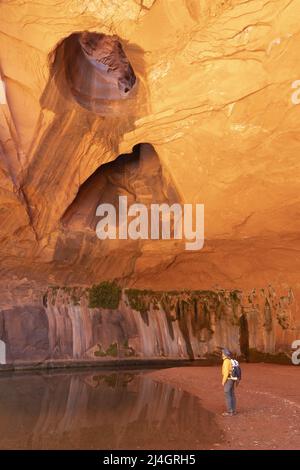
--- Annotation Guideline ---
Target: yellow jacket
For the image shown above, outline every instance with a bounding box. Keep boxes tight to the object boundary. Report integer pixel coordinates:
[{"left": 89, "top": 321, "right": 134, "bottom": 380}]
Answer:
[{"left": 222, "top": 358, "right": 232, "bottom": 385}]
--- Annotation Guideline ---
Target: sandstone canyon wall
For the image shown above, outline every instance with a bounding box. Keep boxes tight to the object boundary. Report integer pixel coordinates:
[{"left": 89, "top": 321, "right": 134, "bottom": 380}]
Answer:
[
  {"left": 1, "top": 1, "right": 300, "bottom": 365},
  {"left": 0, "top": 285, "right": 298, "bottom": 364}
]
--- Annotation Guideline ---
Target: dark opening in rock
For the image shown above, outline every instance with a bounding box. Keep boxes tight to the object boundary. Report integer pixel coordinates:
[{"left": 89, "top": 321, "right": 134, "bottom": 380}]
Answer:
[
  {"left": 61, "top": 143, "right": 180, "bottom": 233},
  {"left": 63, "top": 31, "right": 137, "bottom": 111}
]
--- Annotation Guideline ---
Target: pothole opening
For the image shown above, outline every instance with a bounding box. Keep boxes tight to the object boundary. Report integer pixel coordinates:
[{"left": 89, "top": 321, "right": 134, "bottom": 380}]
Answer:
[{"left": 61, "top": 31, "right": 137, "bottom": 111}]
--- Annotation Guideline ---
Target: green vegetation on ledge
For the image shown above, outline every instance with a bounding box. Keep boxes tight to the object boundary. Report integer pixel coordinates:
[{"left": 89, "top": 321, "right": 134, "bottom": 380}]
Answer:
[
  {"left": 94, "top": 341, "right": 135, "bottom": 358},
  {"left": 88, "top": 281, "right": 121, "bottom": 309},
  {"left": 94, "top": 342, "right": 118, "bottom": 357}
]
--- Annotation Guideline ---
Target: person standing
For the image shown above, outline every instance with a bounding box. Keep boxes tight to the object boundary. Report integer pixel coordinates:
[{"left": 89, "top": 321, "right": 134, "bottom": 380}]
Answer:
[{"left": 221, "top": 348, "right": 237, "bottom": 416}]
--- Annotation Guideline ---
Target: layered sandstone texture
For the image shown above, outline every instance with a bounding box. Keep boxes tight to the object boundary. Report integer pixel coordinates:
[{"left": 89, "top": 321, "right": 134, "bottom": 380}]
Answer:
[
  {"left": 1, "top": 1, "right": 300, "bottom": 361},
  {"left": 0, "top": 285, "right": 298, "bottom": 363}
]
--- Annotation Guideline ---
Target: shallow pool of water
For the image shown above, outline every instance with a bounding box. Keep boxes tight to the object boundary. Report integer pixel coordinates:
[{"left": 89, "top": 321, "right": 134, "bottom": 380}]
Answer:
[{"left": 0, "top": 369, "right": 221, "bottom": 449}]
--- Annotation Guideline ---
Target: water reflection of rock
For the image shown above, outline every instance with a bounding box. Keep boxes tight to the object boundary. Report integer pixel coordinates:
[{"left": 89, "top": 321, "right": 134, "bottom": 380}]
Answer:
[{"left": 0, "top": 371, "right": 221, "bottom": 449}]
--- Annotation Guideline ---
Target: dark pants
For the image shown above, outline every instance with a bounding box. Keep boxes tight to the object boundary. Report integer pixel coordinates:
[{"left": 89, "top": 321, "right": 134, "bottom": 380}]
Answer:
[{"left": 224, "top": 379, "right": 236, "bottom": 412}]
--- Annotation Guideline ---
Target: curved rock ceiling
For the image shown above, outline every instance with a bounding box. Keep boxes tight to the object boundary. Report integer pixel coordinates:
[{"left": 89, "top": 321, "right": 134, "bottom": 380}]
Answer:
[{"left": 0, "top": 0, "right": 300, "bottom": 301}]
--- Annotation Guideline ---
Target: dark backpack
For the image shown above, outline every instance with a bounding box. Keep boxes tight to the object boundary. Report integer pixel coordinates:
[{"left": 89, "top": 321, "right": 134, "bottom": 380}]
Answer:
[{"left": 230, "top": 359, "right": 242, "bottom": 381}]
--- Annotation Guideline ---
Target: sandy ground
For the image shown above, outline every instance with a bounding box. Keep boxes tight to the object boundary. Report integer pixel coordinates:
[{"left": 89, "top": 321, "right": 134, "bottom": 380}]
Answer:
[{"left": 148, "top": 364, "right": 300, "bottom": 450}]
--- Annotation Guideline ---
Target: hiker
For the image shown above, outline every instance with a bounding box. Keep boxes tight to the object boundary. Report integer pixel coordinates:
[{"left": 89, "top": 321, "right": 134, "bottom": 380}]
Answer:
[{"left": 221, "top": 348, "right": 238, "bottom": 416}]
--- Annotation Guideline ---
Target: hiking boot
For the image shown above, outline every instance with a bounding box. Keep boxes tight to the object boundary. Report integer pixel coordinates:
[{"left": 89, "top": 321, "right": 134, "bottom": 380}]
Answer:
[{"left": 222, "top": 411, "right": 233, "bottom": 417}]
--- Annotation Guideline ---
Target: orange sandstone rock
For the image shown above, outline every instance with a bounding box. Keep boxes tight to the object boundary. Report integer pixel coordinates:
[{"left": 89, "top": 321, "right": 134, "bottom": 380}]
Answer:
[{"left": 0, "top": 1, "right": 300, "bottom": 361}]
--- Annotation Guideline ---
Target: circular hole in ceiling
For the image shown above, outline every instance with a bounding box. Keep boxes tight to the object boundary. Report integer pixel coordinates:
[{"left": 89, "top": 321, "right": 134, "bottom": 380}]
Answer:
[{"left": 63, "top": 31, "right": 137, "bottom": 111}]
